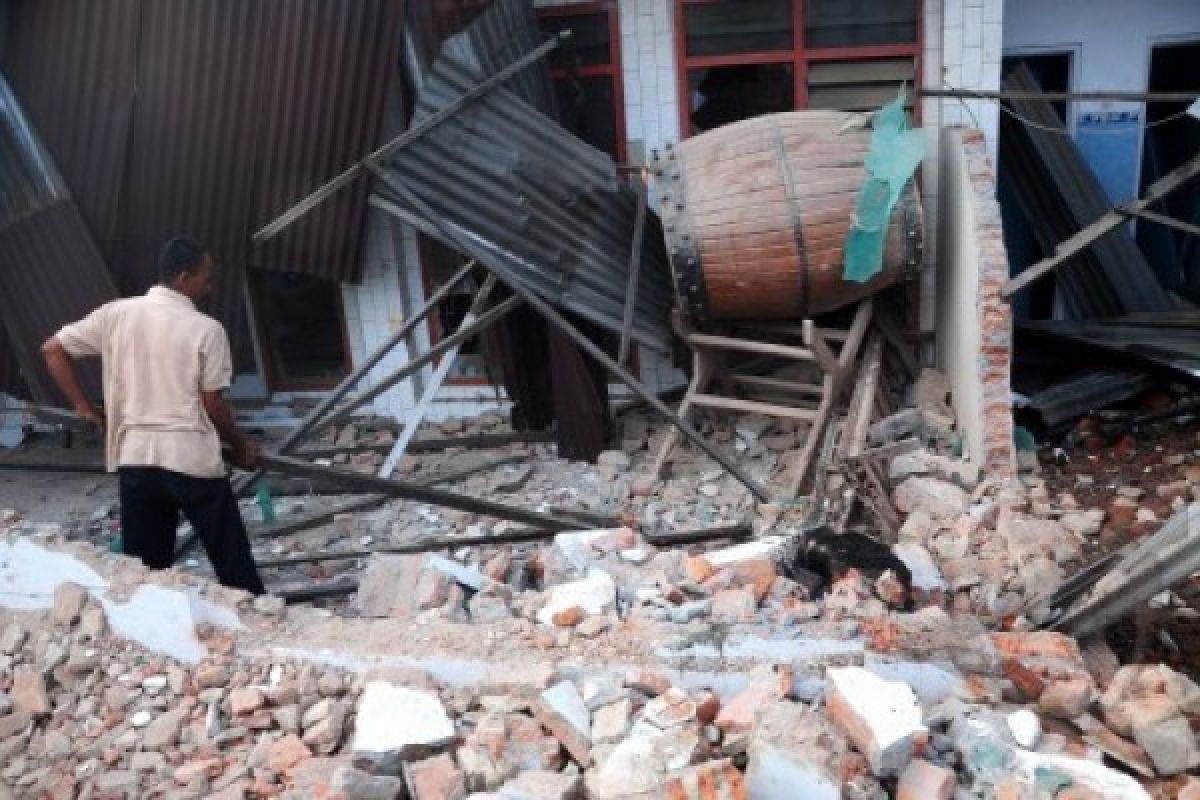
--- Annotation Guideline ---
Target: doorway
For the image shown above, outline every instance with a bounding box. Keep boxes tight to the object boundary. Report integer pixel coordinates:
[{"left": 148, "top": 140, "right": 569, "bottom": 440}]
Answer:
[
  {"left": 998, "top": 50, "right": 1073, "bottom": 321},
  {"left": 1138, "top": 40, "right": 1200, "bottom": 302},
  {"left": 248, "top": 270, "right": 350, "bottom": 390}
]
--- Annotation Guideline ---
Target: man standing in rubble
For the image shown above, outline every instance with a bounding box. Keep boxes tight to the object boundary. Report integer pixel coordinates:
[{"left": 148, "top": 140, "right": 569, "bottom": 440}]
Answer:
[{"left": 41, "top": 237, "right": 266, "bottom": 595}]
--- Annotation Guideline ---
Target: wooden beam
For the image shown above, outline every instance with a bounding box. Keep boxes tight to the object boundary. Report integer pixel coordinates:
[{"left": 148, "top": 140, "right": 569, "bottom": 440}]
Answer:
[
  {"left": 689, "top": 393, "right": 820, "bottom": 421},
  {"left": 1003, "top": 152, "right": 1200, "bottom": 298},
  {"left": 1121, "top": 207, "right": 1200, "bottom": 238},
  {"left": 687, "top": 333, "right": 815, "bottom": 362},
  {"left": 729, "top": 374, "right": 825, "bottom": 396}
]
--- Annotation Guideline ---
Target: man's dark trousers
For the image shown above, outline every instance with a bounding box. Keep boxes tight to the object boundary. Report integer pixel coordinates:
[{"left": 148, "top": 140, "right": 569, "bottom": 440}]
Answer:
[{"left": 118, "top": 467, "right": 265, "bottom": 595}]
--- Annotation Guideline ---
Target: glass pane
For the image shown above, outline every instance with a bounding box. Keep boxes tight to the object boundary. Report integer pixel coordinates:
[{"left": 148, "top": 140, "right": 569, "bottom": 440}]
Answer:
[
  {"left": 538, "top": 12, "right": 612, "bottom": 69},
  {"left": 684, "top": 0, "right": 793, "bottom": 57},
  {"left": 807, "top": 58, "right": 916, "bottom": 111},
  {"left": 806, "top": 0, "right": 917, "bottom": 48},
  {"left": 554, "top": 75, "right": 619, "bottom": 159},
  {"left": 254, "top": 271, "right": 347, "bottom": 384},
  {"left": 688, "top": 64, "right": 795, "bottom": 133}
]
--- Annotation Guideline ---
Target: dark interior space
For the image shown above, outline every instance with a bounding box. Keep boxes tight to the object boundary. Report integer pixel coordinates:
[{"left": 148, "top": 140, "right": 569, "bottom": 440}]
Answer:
[
  {"left": 1138, "top": 40, "right": 1200, "bottom": 303},
  {"left": 998, "top": 52, "right": 1071, "bottom": 322},
  {"left": 688, "top": 64, "right": 795, "bottom": 133},
  {"left": 250, "top": 271, "right": 349, "bottom": 389}
]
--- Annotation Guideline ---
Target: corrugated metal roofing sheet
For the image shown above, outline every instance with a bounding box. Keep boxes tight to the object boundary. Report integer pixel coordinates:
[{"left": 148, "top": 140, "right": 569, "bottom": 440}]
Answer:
[
  {"left": 1, "top": 0, "right": 139, "bottom": 264},
  {"left": 384, "top": 0, "right": 674, "bottom": 352},
  {"left": 2, "top": 0, "right": 403, "bottom": 316},
  {"left": 0, "top": 73, "right": 116, "bottom": 402},
  {"left": 1002, "top": 64, "right": 1172, "bottom": 319}
]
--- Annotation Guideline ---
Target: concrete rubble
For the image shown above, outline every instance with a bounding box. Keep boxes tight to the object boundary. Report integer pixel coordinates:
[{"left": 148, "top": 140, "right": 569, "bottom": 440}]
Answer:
[{"left": 3, "top": 379, "right": 1200, "bottom": 797}]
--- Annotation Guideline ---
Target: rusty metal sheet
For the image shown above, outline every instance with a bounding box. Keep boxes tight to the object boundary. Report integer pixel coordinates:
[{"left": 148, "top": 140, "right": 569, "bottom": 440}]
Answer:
[
  {"left": 2, "top": 0, "right": 404, "bottom": 328},
  {"left": 0, "top": 72, "right": 116, "bottom": 402}
]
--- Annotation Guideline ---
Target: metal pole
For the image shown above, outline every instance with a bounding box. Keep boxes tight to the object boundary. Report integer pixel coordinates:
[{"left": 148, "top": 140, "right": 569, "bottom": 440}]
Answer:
[
  {"left": 253, "top": 32, "right": 571, "bottom": 243},
  {"left": 223, "top": 257, "right": 477, "bottom": 501},
  {"left": 379, "top": 274, "right": 498, "bottom": 478},
  {"left": 308, "top": 295, "right": 522, "bottom": 438},
  {"left": 920, "top": 87, "right": 1200, "bottom": 103},
  {"left": 618, "top": 175, "right": 648, "bottom": 368},
  {"left": 261, "top": 453, "right": 585, "bottom": 532},
  {"left": 373, "top": 172, "right": 773, "bottom": 502}
]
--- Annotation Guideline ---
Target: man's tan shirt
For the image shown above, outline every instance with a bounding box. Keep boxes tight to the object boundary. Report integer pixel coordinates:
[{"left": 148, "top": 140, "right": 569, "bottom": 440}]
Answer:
[{"left": 56, "top": 287, "right": 232, "bottom": 479}]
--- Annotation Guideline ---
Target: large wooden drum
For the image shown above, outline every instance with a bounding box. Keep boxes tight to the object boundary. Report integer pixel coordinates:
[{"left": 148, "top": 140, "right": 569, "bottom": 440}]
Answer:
[{"left": 650, "top": 111, "right": 923, "bottom": 322}]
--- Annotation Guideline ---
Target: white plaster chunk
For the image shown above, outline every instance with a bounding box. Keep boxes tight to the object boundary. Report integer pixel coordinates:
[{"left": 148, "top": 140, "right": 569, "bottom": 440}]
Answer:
[
  {"left": 424, "top": 554, "right": 484, "bottom": 591},
  {"left": 536, "top": 570, "right": 616, "bottom": 626},
  {"left": 585, "top": 721, "right": 700, "bottom": 799},
  {"left": 101, "top": 585, "right": 242, "bottom": 664},
  {"left": 892, "top": 543, "right": 947, "bottom": 592},
  {"left": 552, "top": 530, "right": 624, "bottom": 572},
  {"left": 744, "top": 743, "right": 841, "bottom": 800},
  {"left": 1007, "top": 709, "right": 1041, "bottom": 749},
  {"left": 698, "top": 539, "right": 785, "bottom": 571},
  {"left": 0, "top": 539, "right": 107, "bottom": 610},
  {"left": 352, "top": 681, "right": 455, "bottom": 774},
  {"left": 826, "top": 667, "right": 928, "bottom": 777}
]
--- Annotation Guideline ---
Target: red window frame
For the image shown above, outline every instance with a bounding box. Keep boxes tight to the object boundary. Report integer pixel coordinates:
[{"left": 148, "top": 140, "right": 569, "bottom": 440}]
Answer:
[
  {"left": 673, "top": 0, "right": 923, "bottom": 137},
  {"left": 536, "top": 1, "right": 628, "bottom": 163}
]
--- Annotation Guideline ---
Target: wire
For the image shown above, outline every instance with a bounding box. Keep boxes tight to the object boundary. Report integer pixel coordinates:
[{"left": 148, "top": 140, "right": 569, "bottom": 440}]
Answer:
[
  {"left": 998, "top": 103, "right": 1194, "bottom": 136},
  {"left": 938, "top": 81, "right": 1195, "bottom": 136}
]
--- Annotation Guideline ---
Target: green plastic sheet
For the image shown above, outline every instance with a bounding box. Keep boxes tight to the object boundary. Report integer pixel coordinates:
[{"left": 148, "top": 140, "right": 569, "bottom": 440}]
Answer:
[{"left": 843, "top": 90, "right": 925, "bottom": 283}]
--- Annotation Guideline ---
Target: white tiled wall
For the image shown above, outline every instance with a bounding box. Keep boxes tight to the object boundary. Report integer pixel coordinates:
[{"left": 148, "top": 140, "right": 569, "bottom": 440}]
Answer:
[{"left": 920, "top": 0, "right": 1003, "bottom": 342}]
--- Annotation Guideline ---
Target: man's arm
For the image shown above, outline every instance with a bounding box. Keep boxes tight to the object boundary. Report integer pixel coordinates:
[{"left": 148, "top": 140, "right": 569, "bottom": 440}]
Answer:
[
  {"left": 201, "top": 390, "right": 259, "bottom": 470},
  {"left": 41, "top": 337, "right": 104, "bottom": 429}
]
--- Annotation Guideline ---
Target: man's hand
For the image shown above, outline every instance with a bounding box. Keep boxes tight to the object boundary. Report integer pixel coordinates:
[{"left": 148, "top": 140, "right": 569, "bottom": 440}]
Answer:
[
  {"left": 231, "top": 438, "right": 261, "bottom": 471},
  {"left": 75, "top": 403, "right": 106, "bottom": 432}
]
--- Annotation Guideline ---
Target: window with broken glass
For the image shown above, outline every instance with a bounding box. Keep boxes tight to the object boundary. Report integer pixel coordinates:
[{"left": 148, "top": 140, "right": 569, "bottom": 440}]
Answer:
[
  {"left": 676, "top": 0, "right": 921, "bottom": 135},
  {"left": 536, "top": 2, "right": 626, "bottom": 162}
]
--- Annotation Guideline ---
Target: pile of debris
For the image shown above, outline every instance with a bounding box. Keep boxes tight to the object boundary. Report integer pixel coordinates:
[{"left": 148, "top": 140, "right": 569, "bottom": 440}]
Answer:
[{"left": 7, "top": 366, "right": 1200, "bottom": 798}]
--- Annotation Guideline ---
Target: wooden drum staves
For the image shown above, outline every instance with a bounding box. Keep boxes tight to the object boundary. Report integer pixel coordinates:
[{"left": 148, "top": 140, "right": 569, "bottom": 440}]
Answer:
[{"left": 651, "top": 111, "right": 924, "bottom": 322}]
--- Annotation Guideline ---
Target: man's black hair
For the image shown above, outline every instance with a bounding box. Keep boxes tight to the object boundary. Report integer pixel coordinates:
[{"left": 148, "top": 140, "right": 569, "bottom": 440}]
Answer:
[{"left": 158, "top": 237, "right": 208, "bottom": 284}]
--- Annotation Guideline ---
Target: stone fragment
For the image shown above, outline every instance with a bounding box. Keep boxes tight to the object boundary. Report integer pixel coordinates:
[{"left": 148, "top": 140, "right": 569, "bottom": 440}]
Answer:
[
  {"left": 1007, "top": 709, "right": 1041, "bottom": 749},
  {"left": 714, "top": 680, "right": 775, "bottom": 735},
  {"left": 230, "top": 687, "right": 266, "bottom": 716},
  {"left": 1038, "top": 678, "right": 1093, "bottom": 720},
  {"left": 710, "top": 587, "right": 758, "bottom": 622},
  {"left": 592, "top": 699, "right": 631, "bottom": 744},
  {"left": 896, "top": 759, "right": 954, "bottom": 800},
  {"left": 405, "top": 753, "right": 466, "bottom": 800},
  {"left": 584, "top": 721, "right": 700, "bottom": 799},
  {"left": 1132, "top": 714, "right": 1200, "bottom": 776},
  {"left": 893, "top": 477, "right": 970, "bottom": 520},
  {"left": 744, "top": 702, "right": 845, "bottom": 800},
  {"left": 355, "top": 554, "right": 426, "bottom": 617},
  {"left": 11, "top": 668, "right": 50, "bottom": 717},
  {"left": 0, "top": 623, "right": 26, "bottom": 655},
  {"left": 495, "top": 769, "right": 582, "bottom": 800},
  {"left": 252, "top": 594, "right": 286, "bottom": 615},
  {"left": 825, "top": 667, "right": 927, "bottom": 777},
  {"left": 536, "top": 571, "right": 615, "bottom": 626},
  {"left": 265, "top": 734, "right": 311, "bottom": 773},
  {"left": 51, "top": 582, "right": 88, "bottom": 627},
  {"left": 353, "top": 682, "right": 455, "bottom": 774},
  {"left": 331, "top": 766, "right": 406, "bottom": 800},
  {"left": 142, "top": 707, "right": 189, "bottom": 749},
  {"left": 532, "top": 681, "right": 592, "bottom": 767}
]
